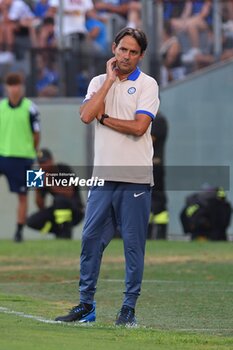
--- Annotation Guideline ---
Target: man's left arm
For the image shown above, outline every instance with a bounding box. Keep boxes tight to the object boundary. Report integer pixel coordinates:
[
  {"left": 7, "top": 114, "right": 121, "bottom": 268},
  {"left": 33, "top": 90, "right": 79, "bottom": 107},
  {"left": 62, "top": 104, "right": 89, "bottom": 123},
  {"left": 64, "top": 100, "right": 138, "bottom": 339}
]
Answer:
[
  {"left": 97, "top": 78, "right": 160, "bottom": 136},
  {"left": 99, "top": 114, "right": 152, "bottom": 136}
]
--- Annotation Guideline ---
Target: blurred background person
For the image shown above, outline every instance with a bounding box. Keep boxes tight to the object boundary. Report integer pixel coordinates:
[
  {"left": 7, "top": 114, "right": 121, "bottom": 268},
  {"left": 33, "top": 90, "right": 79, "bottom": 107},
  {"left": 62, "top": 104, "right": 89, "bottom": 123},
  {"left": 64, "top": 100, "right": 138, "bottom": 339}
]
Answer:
[
  {"left": 93, "top": 0, "right": 130, "bottom": 43},
  {"left": 172, "top": 0, "right": 213, "bottom": 64},
  {"left": 36, "top": 16, "right": 57, "bottom": 49},
  {"left": 180, "top": 186, "right": 232, "bottom": 241},
  {"left": 27, "top": 148, "right": 84, "bottom": 239},
  {"left": 0, "top": 0, "right": 36, "bottom": 63},
  {"left": 127, "top": 0, "right": 141, "bottom": 29},
  {"left": 35, "top": 53, "right": 59, "bottom": 97},
  {"left": 0, "top": 72, "right": 40, "bottom": 242},
  {"left": 148, "top": 111, "right": 169, "bottom": 240},
  {"left": 160, "top": 20, "right": 186, "bottom": 87},
  {"left": 49, "top": 0, "right": 94, "bottom": 50},
  {"left": 85, "top": 8, "right": 108, "bottom": 53},
  {"left": 33, "top": 0, "right": 51, "bottom": 21}
]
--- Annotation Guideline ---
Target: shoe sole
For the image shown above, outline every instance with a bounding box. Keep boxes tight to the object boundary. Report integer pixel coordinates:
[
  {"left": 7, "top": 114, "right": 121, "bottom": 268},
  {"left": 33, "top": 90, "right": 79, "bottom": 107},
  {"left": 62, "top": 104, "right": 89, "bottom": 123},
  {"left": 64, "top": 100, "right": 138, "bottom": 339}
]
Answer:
[
  {"left": 78, "top": 313, "right": 96, "bottom": 323},
  {"left": 55, "top": 302, "right": 96, "bottom": 323}
]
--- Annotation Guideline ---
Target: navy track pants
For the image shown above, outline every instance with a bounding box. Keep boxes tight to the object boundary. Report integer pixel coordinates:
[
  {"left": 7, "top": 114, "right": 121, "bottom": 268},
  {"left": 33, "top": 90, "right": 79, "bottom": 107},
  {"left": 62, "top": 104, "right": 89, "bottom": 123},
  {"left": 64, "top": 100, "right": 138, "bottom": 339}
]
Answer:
[{"left": 79, "top": 181, "right": 151, "bottom": 309}]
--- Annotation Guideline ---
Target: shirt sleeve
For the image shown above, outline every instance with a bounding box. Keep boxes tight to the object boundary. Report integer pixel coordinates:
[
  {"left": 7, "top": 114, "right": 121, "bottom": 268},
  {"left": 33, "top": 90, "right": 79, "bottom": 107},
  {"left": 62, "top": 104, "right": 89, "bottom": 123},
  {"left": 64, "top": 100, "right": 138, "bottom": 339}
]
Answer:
[
  {"left": 82, "top": 76, "right": 102, "bottom": 103},
  {"left": 29, "top": 102, "right": 40, "bottom": 133},
  {"left": 135, "top": 77, "right": 160, "bottom": 120}
]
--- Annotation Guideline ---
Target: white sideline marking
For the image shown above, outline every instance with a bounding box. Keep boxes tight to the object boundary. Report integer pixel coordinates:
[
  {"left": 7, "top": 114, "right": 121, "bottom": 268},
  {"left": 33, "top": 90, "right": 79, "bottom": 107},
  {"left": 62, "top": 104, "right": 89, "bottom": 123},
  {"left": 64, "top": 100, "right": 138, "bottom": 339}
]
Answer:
[
  {"left": 0, "top": 307, "right": 231, "bottom": 333},
  {"left": 0, "top": 279, "right": 232, "bottom": 286},
  {"left": 0, "top": 307, "right": 58, "bottom": 324}
]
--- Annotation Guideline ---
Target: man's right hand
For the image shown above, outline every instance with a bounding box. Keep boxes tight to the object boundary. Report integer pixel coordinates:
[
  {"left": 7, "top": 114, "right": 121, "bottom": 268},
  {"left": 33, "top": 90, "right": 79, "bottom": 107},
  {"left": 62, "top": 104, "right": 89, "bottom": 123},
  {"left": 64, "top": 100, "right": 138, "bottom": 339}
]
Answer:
[{"left": 106, "top": 57, "right": 119, "bottom": 82}]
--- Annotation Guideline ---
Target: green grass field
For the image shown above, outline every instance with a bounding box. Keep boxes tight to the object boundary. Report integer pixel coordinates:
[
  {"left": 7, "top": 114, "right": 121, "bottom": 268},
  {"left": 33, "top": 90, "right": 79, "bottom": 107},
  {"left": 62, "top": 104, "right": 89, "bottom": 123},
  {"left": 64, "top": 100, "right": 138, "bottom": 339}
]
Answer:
[{"left": 0, "top": 239, "right": 232, "bottom": 350}]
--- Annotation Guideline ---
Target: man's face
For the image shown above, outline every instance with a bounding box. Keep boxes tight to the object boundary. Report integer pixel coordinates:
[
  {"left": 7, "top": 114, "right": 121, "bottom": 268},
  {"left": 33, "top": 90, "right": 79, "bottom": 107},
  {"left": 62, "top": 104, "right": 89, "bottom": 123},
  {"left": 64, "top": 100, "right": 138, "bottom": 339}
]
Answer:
[
  {"left": 112, "top": 35, "right": 144, "bottom": 75},
  {"left": 6, "top": 84, "right": 23, "bottom": 100}
]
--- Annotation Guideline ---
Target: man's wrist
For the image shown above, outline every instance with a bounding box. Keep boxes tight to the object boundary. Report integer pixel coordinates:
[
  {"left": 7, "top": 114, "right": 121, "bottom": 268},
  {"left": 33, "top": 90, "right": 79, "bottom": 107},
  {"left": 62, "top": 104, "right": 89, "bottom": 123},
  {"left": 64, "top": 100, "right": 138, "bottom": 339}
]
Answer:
[{"left": 99, "top": 114, "right": 109, "bottom": 125}]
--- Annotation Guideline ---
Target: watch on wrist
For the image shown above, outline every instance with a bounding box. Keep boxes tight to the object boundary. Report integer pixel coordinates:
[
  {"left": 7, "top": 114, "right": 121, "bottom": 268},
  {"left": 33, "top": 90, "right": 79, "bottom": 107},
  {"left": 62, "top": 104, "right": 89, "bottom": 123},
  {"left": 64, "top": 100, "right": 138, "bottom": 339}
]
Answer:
[{"left": 99, "top": 113, "right": 109, "bottom": 125}]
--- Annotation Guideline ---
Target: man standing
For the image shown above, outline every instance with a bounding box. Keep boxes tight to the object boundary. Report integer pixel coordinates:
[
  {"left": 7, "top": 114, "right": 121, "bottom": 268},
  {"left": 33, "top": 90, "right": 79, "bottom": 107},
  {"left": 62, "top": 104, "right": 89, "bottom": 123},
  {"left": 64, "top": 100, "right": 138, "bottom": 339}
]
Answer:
[
  {"left": 55, "top": 28, "right": 159, "bottom": 326},
  {"left": 0, "top": 72, "right": 40, "bottom": 242}
]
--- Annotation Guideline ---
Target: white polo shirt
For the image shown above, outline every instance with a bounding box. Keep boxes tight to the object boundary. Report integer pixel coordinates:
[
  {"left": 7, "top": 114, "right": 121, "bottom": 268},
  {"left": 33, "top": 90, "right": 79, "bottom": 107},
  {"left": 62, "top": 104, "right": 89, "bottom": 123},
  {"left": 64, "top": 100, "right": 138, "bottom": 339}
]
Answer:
[{"left": 84, "top": 67, "right": 160, "bottom": 184}]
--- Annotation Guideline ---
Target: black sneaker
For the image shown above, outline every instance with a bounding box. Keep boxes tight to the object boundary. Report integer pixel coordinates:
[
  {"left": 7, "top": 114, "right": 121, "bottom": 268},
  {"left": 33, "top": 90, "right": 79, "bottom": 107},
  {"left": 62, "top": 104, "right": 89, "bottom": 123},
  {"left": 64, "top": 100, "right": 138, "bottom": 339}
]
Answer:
[
  {"left": 13, "top": 231, "right": 23, "bottom": 243},
  {"left": 55, "top": 302, "right": 96, "bottom": 323},
  {"left": 115, "top": 305, "right": 137, "bottom": 327}
]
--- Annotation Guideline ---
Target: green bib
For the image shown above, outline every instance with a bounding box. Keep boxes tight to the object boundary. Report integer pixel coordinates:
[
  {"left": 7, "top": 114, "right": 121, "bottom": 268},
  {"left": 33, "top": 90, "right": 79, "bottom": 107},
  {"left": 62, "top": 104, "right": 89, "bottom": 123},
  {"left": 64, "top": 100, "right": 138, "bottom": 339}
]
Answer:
[{"left": 0, "top": 98, "right": 36, "bottom": 159}]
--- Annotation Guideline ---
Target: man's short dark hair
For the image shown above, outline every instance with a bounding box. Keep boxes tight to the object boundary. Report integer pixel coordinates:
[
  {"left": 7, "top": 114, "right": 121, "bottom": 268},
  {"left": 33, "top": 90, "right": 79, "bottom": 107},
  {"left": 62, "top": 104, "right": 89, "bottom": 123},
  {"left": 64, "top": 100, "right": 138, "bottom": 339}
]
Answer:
[
  {"left": 5, "top": 72, "right": 24, "bottom": 86},
  {"left": 114, "top": 27, "right": 148, "bottom": 54}
]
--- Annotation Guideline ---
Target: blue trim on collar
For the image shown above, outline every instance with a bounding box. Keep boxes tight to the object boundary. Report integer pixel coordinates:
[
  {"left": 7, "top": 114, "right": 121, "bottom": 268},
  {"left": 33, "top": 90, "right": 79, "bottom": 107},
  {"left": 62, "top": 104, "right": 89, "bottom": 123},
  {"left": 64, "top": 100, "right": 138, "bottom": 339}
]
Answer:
[{"left": 127, "top": 67, "right": 141, "bottom": 81}]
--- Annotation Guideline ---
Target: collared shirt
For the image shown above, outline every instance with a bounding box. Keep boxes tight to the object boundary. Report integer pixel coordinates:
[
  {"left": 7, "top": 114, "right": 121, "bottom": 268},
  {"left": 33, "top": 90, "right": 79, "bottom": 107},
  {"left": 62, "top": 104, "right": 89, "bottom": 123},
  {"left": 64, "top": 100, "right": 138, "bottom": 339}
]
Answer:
[{"left": 83, "top": 67, "right": 160, "bottom": 184}]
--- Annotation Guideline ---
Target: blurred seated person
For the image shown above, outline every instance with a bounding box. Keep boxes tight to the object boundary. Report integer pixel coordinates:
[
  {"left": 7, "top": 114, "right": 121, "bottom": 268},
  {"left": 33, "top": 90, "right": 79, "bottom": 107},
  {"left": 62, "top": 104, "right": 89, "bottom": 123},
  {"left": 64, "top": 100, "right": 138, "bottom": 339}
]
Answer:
[
  {"left": 160, "top": 21, "right": 185, "bottom": 87},
  {"left": 36, "top": 16, "right": 56, "bottom": 48},
  {"left": 163, "top": 0, "right": 189, "bottom": 21},
  {"left": 36, "top": 53, "right": 58, "bottom": 97},
  {"left": 33, "top": 0, "right": 51, "bottom": 20},
  {"left": 180, "top": 186, "right": 232, "bottom": 241},
  {"left": 94, "top": 0, "right": 129, "bottom": 19},
  {"left": 193, "top": 24, "right": 233, "bottom": 70},
  {"left": 27, "top": 149, "right": 84, "bottom": 239},
  {"left": 0, "top": 0, "right": 37, "bottom": 61},
  {"left": 170, "top": 0, "right": 213, "bottom": 64},
  {"left": 93, "top": 0, "right": 130, "bottom": 38},
  {"left": 86, "top": 9, "right": 108, "bottom": 52},
  {"left": 221, "top": 0, "right": 233, "bottom": 60},
  {"left": 127, "top": 0, "right": 141, "bottom": 29},
  {"left": 49, "top": 0, "right": 94, "bottom": 48}
]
